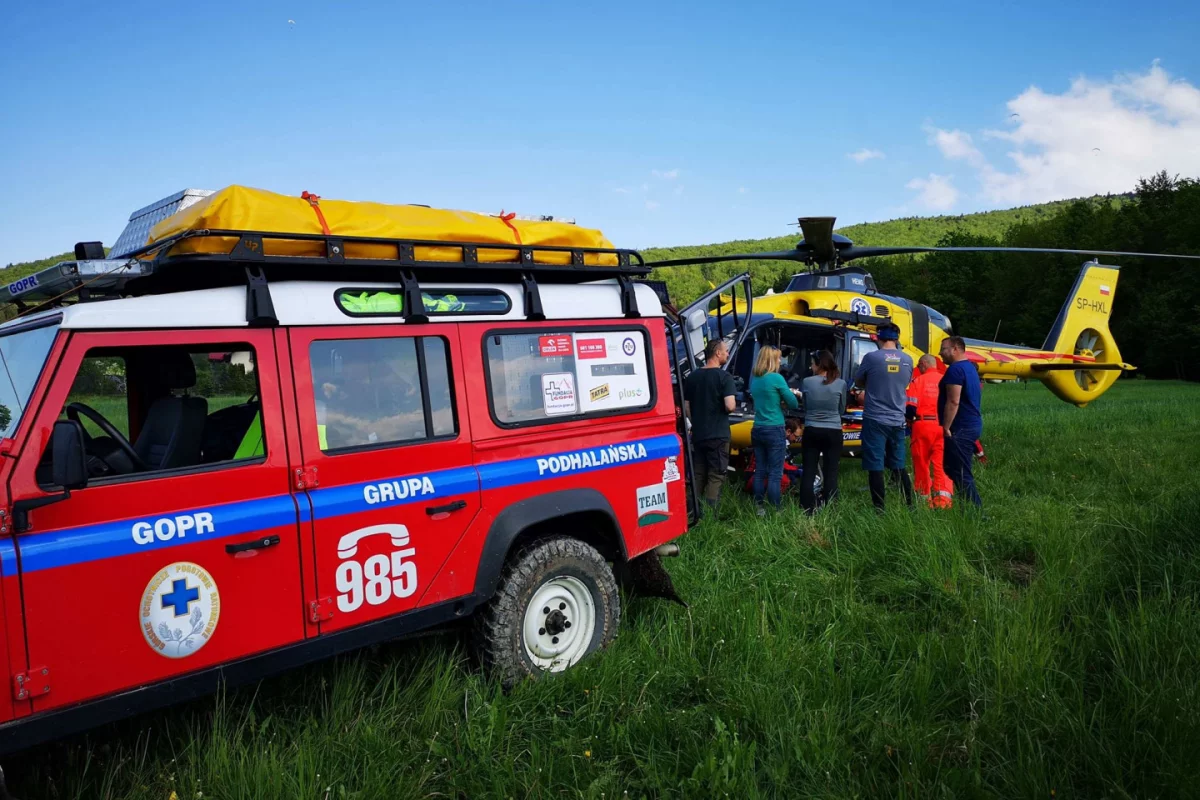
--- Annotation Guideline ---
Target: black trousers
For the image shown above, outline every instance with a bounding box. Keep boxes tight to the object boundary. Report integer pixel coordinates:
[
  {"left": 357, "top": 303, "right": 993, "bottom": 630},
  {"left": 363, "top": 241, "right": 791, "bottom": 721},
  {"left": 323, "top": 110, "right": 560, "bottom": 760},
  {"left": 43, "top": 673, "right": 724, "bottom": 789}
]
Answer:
[
  {"left": 693, "top": 437, "right": 730, "bottom": 509},
  {"left": 800, "top": 426, "right": 841, "bottom": 514}
]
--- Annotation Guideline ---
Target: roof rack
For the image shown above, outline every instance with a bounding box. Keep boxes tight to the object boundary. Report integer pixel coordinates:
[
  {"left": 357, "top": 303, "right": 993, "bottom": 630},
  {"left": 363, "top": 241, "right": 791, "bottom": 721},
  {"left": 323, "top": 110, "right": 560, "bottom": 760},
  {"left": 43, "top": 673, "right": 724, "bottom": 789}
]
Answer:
[{"left": 5, "top": 229, "right": 651, "bottom": 326}]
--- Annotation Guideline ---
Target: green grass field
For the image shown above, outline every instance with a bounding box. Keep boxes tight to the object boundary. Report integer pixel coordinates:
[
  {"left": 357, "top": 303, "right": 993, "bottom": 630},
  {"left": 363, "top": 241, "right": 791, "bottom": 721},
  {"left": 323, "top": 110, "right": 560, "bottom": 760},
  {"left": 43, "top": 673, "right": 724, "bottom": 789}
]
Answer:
[{"left": 13, "top": 380, "right": 1200, "bottom": 799}]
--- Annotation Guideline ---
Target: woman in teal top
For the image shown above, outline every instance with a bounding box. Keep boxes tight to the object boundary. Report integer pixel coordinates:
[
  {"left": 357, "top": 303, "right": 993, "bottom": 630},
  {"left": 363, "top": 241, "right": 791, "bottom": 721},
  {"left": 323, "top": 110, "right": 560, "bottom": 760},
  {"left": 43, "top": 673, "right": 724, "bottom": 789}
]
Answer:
[{"left": 749, "top": 345, "right": 799, "bottom": 513}]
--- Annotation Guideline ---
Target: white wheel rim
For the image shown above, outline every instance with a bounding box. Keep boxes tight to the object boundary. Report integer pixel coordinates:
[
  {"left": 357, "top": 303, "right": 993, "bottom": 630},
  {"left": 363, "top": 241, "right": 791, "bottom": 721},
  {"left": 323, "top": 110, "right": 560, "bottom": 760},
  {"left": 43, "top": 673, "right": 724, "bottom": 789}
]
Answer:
[{"left": 522, "top": 575, "right": 596, "bottom": 672}]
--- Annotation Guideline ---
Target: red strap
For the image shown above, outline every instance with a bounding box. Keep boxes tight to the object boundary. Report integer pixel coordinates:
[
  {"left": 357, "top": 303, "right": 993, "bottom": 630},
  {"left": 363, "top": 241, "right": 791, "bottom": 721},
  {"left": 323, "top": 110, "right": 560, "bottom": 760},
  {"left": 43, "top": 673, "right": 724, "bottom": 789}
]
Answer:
[
  {"left": 301, "top": 191, "right": 332, "bottom": 235},
  {"left": 497, "top": 210, "right": 522, "bottom": 245}
]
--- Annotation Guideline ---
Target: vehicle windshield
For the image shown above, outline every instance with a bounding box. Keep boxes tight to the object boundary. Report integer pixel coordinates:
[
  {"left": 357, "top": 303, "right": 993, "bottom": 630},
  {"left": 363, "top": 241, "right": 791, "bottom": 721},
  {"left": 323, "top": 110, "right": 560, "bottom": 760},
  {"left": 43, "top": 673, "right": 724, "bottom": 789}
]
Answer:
[{"left": 0, "top": 322, "right": 59, "bottom": 438}]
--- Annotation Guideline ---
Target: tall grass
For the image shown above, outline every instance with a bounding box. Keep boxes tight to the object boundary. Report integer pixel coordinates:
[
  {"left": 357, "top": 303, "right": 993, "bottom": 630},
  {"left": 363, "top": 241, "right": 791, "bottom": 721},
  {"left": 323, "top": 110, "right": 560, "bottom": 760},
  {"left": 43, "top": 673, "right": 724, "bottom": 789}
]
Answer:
[{"left": 12, "top": 381, "right": 1200, "bottom": 799}]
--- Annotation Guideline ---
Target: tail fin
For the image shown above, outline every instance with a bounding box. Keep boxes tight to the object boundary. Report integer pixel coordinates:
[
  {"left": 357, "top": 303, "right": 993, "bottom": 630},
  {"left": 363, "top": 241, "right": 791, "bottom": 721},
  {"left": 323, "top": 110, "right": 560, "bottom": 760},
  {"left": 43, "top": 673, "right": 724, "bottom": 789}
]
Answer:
[{"left": 1039, "top": 262, "right": 1125, "bottom": 406}]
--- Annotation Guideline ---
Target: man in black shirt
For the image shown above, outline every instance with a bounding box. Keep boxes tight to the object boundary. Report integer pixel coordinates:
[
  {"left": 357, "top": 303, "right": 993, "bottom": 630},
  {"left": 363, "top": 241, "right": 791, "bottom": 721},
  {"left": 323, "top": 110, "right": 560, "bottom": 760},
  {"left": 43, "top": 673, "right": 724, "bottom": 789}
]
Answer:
[{"left": 684, "top": 339, "right": 737, "bottom": 513}]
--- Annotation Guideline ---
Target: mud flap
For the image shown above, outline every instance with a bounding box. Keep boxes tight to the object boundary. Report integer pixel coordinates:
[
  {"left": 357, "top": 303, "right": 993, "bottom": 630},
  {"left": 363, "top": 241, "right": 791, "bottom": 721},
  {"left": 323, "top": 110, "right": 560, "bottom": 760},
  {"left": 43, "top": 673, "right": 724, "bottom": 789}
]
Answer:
[{"left": 617, "top": 551, "right": 687, "bottom": 607}]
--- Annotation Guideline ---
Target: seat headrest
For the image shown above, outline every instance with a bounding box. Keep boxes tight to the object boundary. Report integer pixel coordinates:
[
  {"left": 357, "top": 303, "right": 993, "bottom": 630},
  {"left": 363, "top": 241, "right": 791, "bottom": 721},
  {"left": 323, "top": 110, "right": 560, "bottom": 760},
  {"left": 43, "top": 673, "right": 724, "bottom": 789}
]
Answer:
[{"left": 159, "top": 351, "right": 198, "bottom": 390}]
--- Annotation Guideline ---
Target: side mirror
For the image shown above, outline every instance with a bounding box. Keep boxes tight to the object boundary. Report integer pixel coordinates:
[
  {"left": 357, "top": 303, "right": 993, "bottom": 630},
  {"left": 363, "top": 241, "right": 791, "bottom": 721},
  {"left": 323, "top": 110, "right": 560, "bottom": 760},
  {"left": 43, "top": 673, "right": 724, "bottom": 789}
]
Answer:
[
  {"left": 13, "top": 421, "right": 88, "bottom": 533},
  {"left": 51, "top": 420, "right": 90, "bottom": 490}
]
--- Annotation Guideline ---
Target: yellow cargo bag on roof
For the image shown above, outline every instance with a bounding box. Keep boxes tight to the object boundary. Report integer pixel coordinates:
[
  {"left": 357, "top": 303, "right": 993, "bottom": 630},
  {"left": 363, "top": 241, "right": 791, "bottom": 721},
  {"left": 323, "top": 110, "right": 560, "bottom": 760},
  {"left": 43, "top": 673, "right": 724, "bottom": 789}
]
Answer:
[{"left": 146, "top": 185, "right": 619, "bottom": 266}]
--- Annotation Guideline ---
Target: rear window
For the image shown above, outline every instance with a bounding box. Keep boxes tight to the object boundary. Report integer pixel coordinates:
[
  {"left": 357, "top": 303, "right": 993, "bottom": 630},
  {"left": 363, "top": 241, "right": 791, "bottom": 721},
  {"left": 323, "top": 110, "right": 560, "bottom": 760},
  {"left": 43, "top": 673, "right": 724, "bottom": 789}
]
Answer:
[
  {"left": 310, "top": 336, "right": 456, "bottom": 451},
  {"left": 485, "top": 329, "right": 653, "bottom": 426},
  {"left": 336, "top": 288, "right": 510, "bottom": 316}
]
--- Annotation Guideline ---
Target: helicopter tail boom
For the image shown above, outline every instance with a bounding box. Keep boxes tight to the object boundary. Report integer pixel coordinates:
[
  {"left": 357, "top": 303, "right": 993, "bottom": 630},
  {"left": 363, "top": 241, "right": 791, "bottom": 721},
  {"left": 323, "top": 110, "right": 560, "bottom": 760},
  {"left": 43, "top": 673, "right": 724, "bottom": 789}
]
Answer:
[{"left": 967, "top": 262, "right": 1128, "bottom": 406}]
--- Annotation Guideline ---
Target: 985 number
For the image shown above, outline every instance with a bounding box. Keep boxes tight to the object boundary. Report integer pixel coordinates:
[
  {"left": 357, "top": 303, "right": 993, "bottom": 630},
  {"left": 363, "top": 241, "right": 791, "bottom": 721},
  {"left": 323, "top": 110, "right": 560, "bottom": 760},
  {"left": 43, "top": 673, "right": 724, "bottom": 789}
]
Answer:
[{"left": 336, "top": 547, "right": 418, "bottom": 612}]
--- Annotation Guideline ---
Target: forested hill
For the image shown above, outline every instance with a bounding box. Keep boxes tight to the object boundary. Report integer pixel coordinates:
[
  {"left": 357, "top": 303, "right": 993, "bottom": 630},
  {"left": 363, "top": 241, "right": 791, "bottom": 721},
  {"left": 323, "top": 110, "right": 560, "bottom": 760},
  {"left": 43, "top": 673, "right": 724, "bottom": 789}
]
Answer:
[{"left": 642, "top": 195, "right": 1128, "bottom": 305}]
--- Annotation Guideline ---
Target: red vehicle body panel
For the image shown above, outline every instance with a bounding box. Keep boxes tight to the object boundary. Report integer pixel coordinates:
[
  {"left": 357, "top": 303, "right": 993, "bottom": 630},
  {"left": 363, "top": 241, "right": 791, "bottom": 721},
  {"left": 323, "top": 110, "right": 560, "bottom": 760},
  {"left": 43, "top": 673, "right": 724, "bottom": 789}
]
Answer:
[{"left": 0, "top": 311, "right": 688, "bottom": 741}]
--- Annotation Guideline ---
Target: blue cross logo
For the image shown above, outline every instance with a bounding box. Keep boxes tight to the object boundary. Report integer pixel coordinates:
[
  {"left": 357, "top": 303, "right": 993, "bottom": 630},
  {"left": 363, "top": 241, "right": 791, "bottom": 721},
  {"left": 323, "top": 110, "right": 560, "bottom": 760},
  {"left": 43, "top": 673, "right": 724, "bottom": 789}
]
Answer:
[{"left": 161, "top": 578, "right": 200, "bottom": 617}]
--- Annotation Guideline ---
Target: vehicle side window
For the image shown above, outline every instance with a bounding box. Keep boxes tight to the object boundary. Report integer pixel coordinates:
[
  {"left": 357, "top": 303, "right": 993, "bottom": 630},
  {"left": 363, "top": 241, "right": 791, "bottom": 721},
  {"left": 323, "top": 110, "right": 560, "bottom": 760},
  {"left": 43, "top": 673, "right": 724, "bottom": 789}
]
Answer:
[
  {"left": 485, "top": 329, "right": 653, "bottom": 426},
  {"left": 310, "top": 335, "right": 456, "bottom": 452},
  {"left": 41, "top": 344, "right": 263, "bottom": 486}
]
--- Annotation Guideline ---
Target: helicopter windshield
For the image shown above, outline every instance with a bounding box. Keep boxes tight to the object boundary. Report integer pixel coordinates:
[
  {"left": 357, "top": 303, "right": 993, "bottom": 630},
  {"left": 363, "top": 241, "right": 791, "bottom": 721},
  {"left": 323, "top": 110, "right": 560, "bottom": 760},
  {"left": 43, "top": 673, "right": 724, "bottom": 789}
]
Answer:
[{"left": 786, "top": 272, "right": 877, "bottom": 293}]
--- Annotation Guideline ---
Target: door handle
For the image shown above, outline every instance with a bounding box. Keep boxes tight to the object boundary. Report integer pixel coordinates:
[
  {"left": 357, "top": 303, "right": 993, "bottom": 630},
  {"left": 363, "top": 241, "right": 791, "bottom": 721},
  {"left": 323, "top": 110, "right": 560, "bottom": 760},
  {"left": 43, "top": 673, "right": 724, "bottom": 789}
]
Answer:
[
  {"left": 225, "top": 535, "right": 281, "bottom": 554},
  {"left": 426, "top": 500, "right": 467, "bottom": 516}
]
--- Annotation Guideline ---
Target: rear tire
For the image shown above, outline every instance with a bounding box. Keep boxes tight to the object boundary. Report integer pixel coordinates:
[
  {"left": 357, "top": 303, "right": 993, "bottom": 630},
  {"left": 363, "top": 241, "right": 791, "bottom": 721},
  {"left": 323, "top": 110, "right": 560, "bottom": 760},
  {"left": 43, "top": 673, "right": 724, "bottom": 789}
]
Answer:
[{"left": 474, "top": 537, "right": 620, "bottom": 688}]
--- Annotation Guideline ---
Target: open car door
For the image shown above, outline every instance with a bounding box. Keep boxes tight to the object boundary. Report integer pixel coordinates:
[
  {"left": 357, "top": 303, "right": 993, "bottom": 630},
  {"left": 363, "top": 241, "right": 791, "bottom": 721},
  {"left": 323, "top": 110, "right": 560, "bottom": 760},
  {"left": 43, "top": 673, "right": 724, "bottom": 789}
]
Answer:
[
  {"left": 672, "top": 273, "right": 754, "bottom": 382},
  {"left": 665, "top": 274, "right": 753, "bottom": 520}
]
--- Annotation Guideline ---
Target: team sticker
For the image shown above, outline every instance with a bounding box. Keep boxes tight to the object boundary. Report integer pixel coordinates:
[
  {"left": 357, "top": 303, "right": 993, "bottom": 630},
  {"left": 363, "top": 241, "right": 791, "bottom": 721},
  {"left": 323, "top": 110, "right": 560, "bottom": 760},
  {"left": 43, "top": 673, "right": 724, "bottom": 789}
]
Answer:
[
  {"left": 636, "top": 483, "right": 670, "bottom": 526},
  {"left": 140, "top": 562, "right": 220, "bottom": 659}
]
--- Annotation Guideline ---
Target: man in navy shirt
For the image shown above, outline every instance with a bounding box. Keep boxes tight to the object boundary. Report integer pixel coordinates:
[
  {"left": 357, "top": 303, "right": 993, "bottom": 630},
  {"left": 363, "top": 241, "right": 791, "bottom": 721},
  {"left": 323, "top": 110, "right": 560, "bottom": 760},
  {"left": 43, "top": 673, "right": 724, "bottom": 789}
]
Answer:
[{"left": 938, "top": 336, "right": 983, "bottom": 509}]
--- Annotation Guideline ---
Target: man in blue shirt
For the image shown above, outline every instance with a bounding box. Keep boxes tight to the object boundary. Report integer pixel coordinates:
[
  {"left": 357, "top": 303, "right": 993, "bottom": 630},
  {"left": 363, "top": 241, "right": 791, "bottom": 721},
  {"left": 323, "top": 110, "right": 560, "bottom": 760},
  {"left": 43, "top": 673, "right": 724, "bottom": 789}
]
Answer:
[
  {"left": 853, "top": 325, "right": 915, "bottom": 512},
  {"left": 938, "top": 336, "right": 984, "bottom": 509}
]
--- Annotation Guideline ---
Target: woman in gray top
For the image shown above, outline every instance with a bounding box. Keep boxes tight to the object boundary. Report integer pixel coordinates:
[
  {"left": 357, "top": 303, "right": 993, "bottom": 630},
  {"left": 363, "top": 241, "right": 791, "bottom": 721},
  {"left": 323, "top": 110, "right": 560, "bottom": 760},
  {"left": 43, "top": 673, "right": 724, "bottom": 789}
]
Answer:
[{"left": 799, "top": 350, "right": 846, "bottom": 514}]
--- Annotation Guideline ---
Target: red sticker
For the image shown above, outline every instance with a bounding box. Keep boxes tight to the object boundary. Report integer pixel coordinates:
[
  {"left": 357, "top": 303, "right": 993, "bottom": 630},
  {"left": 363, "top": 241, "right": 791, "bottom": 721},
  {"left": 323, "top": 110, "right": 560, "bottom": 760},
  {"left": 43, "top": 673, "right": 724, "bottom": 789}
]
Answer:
[
  {"left": 576, "top": 338, "right": 607, "bottom": 359},
  {"left": 538, "top": 335, "right": 572, "bottom": 356}
]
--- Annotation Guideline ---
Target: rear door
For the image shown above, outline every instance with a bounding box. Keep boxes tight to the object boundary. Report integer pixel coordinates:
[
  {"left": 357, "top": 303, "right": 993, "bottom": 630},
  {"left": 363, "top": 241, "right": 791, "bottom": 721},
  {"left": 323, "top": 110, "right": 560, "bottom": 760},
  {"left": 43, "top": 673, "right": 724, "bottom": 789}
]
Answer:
[
  {"left": 288, "top": 325, "right": 480, "bottom": 633},
  {"left": 6, "top": 328, "right": 304, "bottom": 712}
]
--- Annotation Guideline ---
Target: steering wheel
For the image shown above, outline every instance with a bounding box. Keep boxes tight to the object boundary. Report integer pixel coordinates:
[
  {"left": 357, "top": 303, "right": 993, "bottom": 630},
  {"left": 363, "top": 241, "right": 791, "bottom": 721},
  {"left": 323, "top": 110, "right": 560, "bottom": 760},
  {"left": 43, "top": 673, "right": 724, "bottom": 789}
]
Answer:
[{"left": 66, "top": 402, "right": 148, "bottom": 472}]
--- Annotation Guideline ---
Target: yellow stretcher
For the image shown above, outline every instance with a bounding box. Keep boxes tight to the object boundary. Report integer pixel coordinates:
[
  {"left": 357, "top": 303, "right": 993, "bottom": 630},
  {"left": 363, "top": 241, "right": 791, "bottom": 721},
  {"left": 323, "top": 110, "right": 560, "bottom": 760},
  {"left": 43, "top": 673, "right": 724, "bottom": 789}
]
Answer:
[{"left": 146, "top": 185, "right": 619, "bottom": 265}]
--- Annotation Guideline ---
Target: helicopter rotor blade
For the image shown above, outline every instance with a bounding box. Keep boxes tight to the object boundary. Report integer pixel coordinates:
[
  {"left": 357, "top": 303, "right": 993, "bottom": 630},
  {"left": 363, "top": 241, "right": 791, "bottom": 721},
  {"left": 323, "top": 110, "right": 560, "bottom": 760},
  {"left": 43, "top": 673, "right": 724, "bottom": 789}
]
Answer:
[
  {"left": 798, "top": 217, "right": 838, "bottom": 264},
  {"left": 646, "top": 249, "right": 809, "bottom": 268},
  {"left": 839, "top": 245, "right": 1200, "bottom": 262},
  {"left": 646, "top": 245, "right": 1200, "bottom": 268}
]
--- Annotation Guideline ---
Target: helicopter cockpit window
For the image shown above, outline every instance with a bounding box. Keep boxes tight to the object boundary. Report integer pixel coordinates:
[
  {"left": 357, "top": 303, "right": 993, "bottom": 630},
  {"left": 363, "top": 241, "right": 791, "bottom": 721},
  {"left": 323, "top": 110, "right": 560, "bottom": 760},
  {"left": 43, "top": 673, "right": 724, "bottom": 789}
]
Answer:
[{"left": 817, "top": 276, "right": 843, "bottom": 290}]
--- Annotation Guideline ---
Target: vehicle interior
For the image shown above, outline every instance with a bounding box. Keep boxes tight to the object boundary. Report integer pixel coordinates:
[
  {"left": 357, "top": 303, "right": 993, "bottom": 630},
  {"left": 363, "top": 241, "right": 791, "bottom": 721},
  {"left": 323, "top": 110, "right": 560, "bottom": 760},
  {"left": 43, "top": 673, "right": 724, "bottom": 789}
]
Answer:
[{"left": 37, "top": 346, "right": 263, "bottom": 485}]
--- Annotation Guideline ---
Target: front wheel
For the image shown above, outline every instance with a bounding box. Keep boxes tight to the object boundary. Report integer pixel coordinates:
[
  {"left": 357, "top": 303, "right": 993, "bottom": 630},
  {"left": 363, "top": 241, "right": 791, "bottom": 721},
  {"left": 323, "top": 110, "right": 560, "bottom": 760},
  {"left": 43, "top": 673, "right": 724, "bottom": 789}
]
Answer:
[{"left": 474, "top": 537, "right": 620, "bottom": 687}]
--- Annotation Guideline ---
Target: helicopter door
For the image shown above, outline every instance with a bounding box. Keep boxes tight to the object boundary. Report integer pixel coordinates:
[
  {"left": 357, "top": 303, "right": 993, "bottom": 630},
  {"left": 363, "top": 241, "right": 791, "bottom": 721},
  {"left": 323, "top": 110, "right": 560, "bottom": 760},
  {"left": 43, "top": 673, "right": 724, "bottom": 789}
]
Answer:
[{"left": 674, "top": 273, "right": 753, "bottom": 381}]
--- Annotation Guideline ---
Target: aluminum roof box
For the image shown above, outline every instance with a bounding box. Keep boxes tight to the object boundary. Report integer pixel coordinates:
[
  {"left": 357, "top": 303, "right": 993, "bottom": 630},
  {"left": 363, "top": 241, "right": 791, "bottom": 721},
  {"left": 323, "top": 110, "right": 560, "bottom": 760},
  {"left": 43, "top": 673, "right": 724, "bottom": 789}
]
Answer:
[{"left": 109, "top": 189, "right": 215, "bottom": 257}]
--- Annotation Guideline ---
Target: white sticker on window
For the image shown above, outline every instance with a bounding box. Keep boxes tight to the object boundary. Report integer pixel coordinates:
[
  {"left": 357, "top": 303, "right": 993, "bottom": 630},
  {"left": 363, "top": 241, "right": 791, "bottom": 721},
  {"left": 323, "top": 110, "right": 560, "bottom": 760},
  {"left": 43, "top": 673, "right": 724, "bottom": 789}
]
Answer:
[{"left": 541, "top": 372, "right": 577, "bottom": 416}]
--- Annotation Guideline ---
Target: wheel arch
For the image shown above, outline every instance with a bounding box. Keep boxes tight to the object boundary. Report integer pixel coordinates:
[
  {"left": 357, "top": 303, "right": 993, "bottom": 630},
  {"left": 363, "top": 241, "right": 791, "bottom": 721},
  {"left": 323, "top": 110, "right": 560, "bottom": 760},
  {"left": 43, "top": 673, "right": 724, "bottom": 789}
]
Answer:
[{"left": 473, "top": 489, "right": 626, "bottom": 599}]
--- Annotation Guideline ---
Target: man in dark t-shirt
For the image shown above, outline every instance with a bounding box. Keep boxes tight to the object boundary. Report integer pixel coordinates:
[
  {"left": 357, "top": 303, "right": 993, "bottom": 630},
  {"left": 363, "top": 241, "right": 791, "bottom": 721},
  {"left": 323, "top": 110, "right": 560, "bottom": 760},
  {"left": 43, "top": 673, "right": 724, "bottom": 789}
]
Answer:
[
  {"left": 938, "top": 336, "right": 984, "bottom": 510},
  {"left": 684, "top": 339, "right": 737, "bottom": 513}
]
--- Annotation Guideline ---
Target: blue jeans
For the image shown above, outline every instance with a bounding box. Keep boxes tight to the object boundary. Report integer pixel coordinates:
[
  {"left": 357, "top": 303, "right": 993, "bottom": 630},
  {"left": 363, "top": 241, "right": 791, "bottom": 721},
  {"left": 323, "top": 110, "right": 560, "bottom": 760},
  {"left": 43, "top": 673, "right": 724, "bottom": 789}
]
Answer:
[
  {"left": 944, "top": 424, "right": 983, "bottom": 508},
  {"left": 861, "top": 417, "right": 907, "bottom": 471},
  {"left": 752, "top": 424, "right": 787, "bottom": 508}
]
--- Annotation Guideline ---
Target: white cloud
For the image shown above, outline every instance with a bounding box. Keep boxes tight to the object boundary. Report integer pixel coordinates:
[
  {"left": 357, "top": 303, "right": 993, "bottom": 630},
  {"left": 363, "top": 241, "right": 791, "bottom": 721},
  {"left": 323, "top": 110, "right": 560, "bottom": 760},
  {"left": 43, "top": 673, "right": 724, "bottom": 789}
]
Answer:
[
  {"left": 925, "top": 64, "right": 1200, "bottom": 206},
  {"left": 673, "top": 186, "right": 684, "bottom": 197},
  {"left": 645, "top": 200, "right": 660, "bottom": 210},
  {"left": 737, "top": 187, "right": 749, "bottom": 194},
  {"left": 847, "top": 148, "right": 885, "bottom": 163},
  {"left": 926, "top": 128, "right": 986, "bottom": 167},
  {"left": 651, "top": 169, "right": 680, "bottom": 179},
  {"left": 612, "top": 187, "right": 630, "bottom": 194},
  {"left": 641, "top": 182, "right": 650, "bottom": 192},
  {"left": 906, "top": 173, "right": 960, "bottom": 210}
]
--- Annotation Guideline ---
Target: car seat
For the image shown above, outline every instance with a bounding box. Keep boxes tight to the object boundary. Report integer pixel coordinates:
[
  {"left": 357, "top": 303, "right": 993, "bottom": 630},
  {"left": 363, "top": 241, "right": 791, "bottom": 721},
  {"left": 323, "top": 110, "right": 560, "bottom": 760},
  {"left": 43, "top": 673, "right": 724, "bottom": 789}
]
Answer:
[{"left": 133, "top": 352, "right": 208, "bottom": 470}]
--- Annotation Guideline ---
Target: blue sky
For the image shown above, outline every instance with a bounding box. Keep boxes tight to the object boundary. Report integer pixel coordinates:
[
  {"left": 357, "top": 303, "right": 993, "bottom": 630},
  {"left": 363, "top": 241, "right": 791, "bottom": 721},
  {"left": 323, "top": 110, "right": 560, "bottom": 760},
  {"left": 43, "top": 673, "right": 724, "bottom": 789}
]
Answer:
[{"left": 3, "top": 0, "right": 1200, "bottom": 265}]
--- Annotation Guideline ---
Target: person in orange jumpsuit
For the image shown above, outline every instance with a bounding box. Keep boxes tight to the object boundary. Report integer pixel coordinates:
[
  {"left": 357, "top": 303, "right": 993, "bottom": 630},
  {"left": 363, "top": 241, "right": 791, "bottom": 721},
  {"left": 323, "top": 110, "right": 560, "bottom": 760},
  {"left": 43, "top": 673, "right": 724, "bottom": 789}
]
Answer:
[{"left": 905, "top": 354, "right": 953, "bottom": 508}]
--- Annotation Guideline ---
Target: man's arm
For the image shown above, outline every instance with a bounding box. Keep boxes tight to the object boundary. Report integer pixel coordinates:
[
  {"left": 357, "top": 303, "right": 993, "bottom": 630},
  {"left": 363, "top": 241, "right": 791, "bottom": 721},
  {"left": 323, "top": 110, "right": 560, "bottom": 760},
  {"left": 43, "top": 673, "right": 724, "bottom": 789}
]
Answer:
[
  {"left": 942, "top": 384, "right": 962, "bottom": 437},
  {"left": 722, "top": 372, "right": 737, "bottom": 412}
]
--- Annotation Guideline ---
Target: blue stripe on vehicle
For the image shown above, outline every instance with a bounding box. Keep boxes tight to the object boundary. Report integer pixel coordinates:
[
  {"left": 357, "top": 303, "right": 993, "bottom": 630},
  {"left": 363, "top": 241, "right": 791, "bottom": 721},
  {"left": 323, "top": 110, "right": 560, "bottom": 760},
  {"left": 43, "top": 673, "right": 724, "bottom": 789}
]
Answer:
[
  {"left": 308, "top": 465, "right": 480, "bottom": 521},
  {"left": 6, "top": 434, "right": 679, "bottom": 576},
  {"left": 8, "top": 494, "right": 299, "bottom": 576},
  {"left": 477, "top": 434, "right": 679, "bottom": 490},
  {"left": 0, "top": 539, "right": 15, "bottom": 579}
]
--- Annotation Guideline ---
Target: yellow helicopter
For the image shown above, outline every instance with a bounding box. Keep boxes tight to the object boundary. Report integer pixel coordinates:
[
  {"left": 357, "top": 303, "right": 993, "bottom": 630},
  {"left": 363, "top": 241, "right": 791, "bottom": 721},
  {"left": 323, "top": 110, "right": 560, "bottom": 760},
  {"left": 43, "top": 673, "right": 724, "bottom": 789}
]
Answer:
[{"left": 654, "top": 216, "right": 1200, "bottom": 455}]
